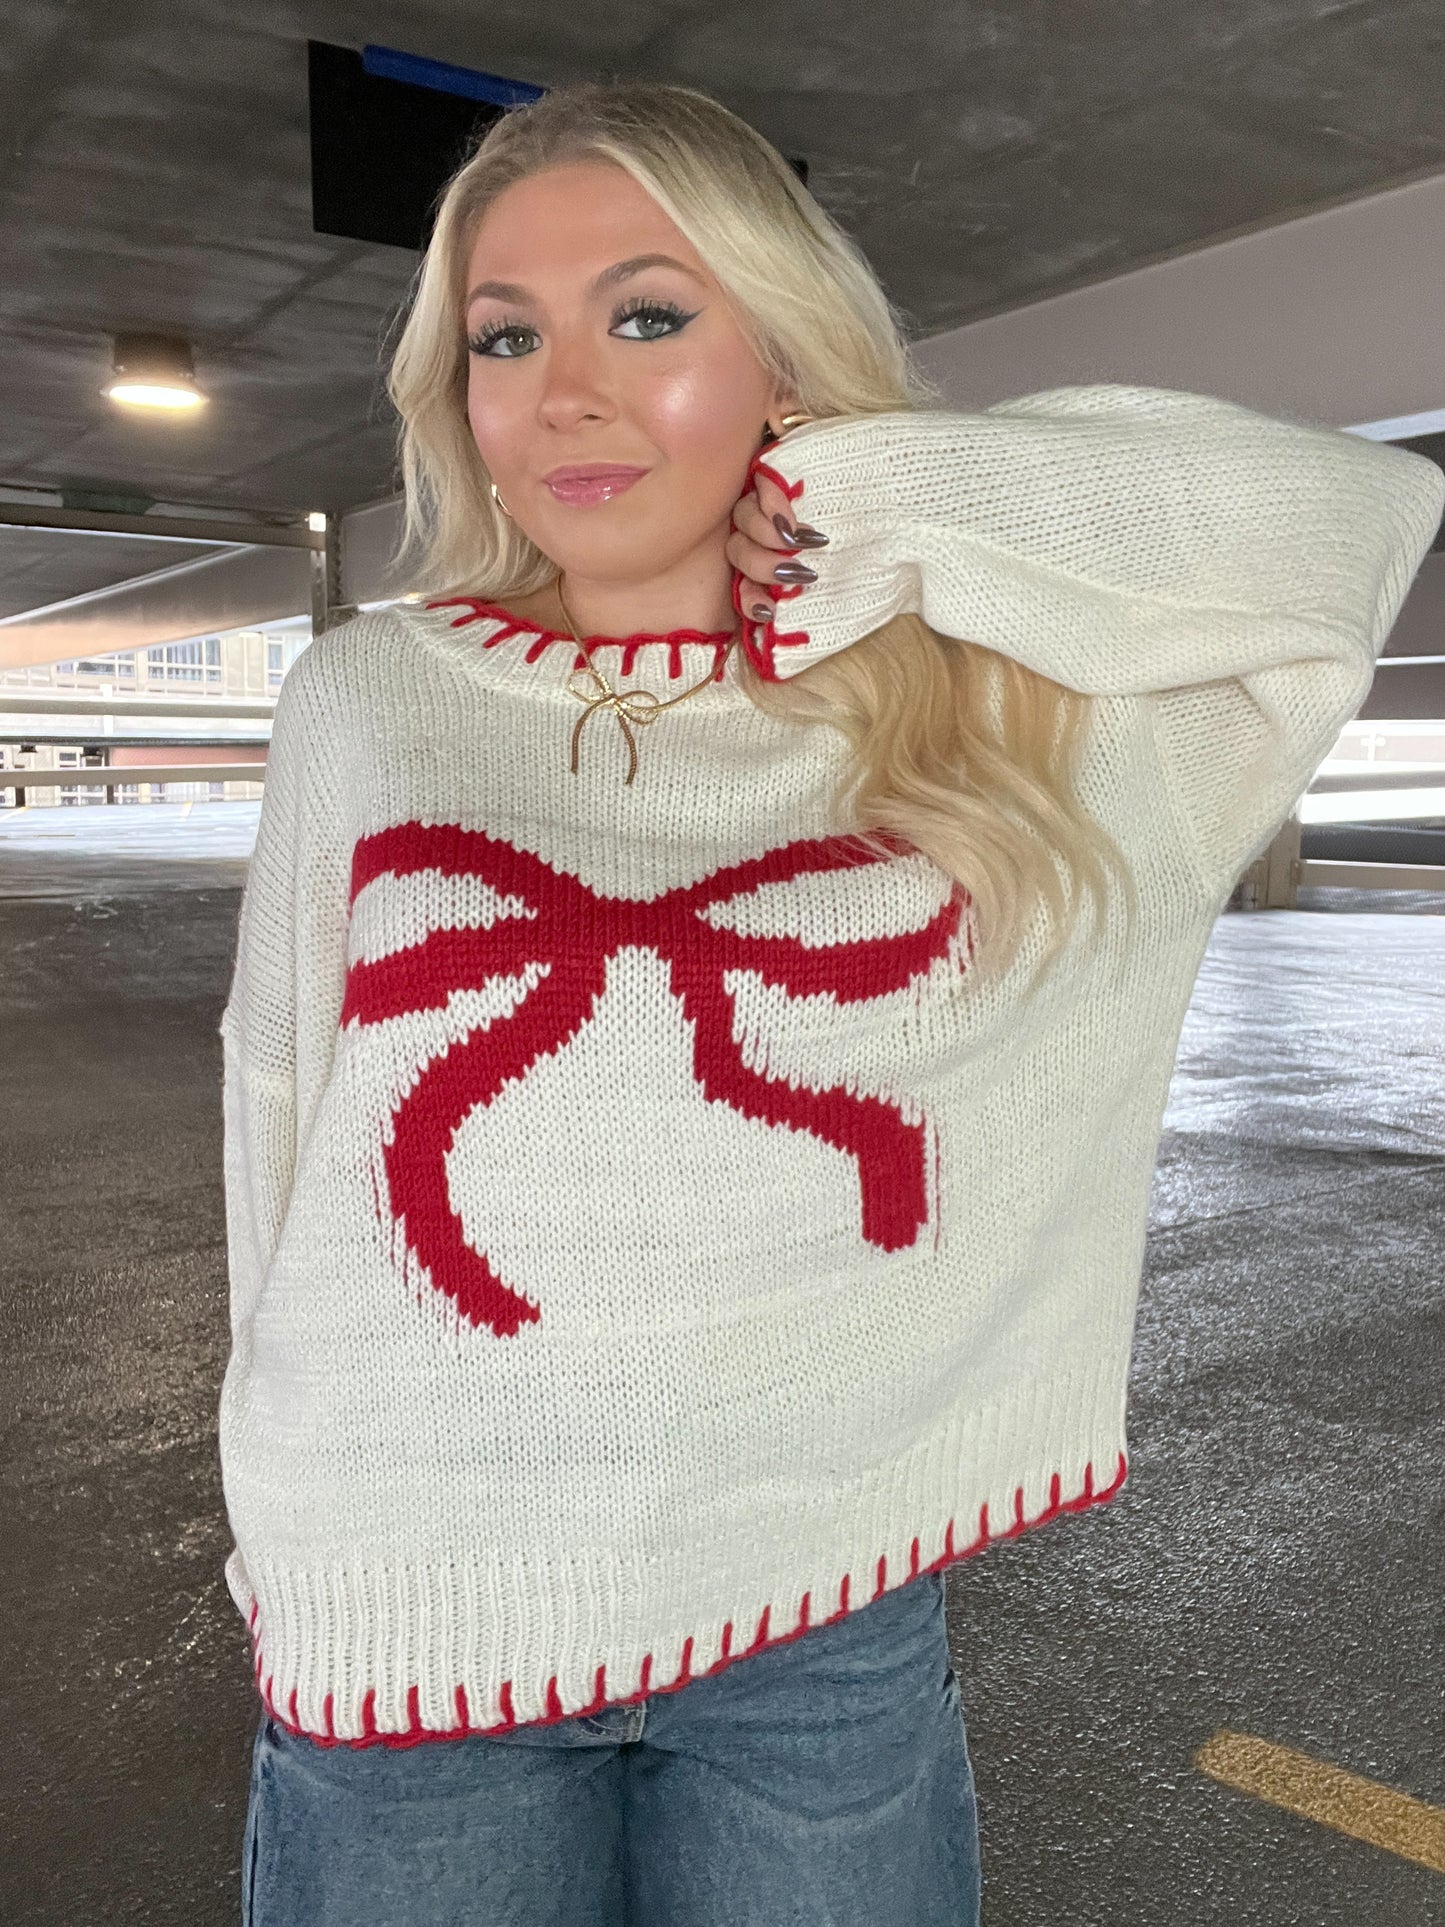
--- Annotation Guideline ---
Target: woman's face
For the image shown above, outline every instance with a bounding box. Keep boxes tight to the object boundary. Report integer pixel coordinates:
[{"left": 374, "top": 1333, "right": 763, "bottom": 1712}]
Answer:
[{"left": 462, "top": 159, "right": 793, "bottom": 594}]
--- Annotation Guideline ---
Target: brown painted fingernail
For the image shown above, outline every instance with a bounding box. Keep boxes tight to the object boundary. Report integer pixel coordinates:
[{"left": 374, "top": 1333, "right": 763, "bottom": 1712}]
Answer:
[
  {"left": 772, "top": 512, "right": 802, "bottom": 548},
  {"left": 749, "top": 600, "right": 773, "bottom": 621},
  {"left": 791, "top": 523, "right": 829, "bottom": 547},
  {"left": 773, "top": 559, "right": 818, "bottom": 583}
]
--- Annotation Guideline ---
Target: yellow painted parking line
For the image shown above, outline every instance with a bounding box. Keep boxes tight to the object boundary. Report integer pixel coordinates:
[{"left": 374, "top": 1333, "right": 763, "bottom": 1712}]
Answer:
[{"left": 1196, "top": 1731, "right": 1445, "bottom": 1875}]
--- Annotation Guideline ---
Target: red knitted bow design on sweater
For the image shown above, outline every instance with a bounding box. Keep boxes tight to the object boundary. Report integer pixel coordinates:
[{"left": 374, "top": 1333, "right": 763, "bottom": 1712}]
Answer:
[{"left": 341, "top": 822, "right": 970, "bottom": 1338}]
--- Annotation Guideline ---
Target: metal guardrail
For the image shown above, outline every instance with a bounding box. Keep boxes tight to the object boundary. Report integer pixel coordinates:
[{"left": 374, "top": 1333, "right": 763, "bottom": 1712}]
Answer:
[
  {"left": 1297, "top": 859, "right": 1445, "bottom": 889},
  {"left": 0, "top": 693, "right": 277, "bottom": 719},
  {"left": 4, "top": 772, "right": 1442, "bottom": 901},
  {"left": 1237, "top": 813, "right": 1445, "bottom": 906},
  {"left": 1309, "top": 767, "right": 1445, "bottom": 792},
  {"left": 0, "top": 765, "right": 266, "bottom": 788}
]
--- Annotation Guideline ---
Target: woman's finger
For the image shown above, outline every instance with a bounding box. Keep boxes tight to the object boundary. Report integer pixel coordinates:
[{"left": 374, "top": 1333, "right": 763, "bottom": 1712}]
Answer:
[
  {"left": 729, "top": 511, "right": 821, "bottom": 576},
  {"left": 750, "top": 466, "right": 802, "bottom": 541},
  {"left": 726, "top": 541, "right": 783, "bottom": 621},
  {"left": 729, "top": 454, "right": 826, "bottom": 623},
  {"left": 731, "top": 488, "right": 784, "bottom": 555},
  {"left": 726, "top": 524, "right": 818, "bottom": 599},
  {"left": 733, "top": 466, "right": 809, "bottom": 550}
]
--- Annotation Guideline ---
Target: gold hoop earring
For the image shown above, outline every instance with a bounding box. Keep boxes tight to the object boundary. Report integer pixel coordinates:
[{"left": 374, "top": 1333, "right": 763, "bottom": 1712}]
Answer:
[
  {"left": 489, "top": 479, "right": 512, "bottom": 519},
  {"left": 763, "top": 412, "right": 813, "bottom": 444}
]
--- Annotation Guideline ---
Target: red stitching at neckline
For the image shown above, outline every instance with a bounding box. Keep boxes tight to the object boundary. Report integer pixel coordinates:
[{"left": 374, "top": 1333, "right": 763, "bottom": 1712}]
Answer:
[
  {"left": 421, "top": 437, "right": 816, "bottom": 685},
  {"left": 423, "top": 596, "right": 738, "bottom": 683}
]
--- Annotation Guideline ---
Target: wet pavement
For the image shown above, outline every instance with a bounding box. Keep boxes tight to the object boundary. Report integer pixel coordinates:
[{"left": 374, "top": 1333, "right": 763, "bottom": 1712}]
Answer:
[{"left": 2, "top": 803, "right": 1442, "bottom": 1926}]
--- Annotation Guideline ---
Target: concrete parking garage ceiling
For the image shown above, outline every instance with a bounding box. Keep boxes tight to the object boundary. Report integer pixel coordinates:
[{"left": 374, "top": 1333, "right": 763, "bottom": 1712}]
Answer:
[
  {"left": 0, "top": 527, "right": 233, "bottom": 623},
  {"left": 2, "top": 0, "right": 1443, "bottom": 529}
]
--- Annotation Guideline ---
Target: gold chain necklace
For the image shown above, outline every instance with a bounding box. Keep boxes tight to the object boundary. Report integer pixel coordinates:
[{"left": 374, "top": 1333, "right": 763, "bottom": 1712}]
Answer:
[{"left": 556, "top": 575, "right": 738, "bottom": 787}]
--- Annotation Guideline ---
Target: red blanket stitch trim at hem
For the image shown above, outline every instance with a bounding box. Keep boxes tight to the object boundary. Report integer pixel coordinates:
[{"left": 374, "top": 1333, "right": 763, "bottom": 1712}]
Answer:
[{"left": 249, "top": 1451, "right": 1127, "bottom": 1749}]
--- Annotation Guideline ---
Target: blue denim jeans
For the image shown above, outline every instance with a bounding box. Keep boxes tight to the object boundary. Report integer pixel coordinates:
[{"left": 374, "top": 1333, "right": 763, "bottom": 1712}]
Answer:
[{"left": 241, "top": 1568, "right": 981, "bottom": 1925}]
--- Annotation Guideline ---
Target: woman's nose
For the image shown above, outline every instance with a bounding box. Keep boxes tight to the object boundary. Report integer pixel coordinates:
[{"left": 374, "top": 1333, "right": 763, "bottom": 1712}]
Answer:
[{"left": 533, "top": 336, "right": 617, "bottom": 426}]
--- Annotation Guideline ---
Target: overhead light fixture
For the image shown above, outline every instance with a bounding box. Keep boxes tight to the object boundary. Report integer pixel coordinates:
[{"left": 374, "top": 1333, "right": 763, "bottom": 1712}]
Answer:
[{"left": 103, "top": 333, "right": 208, "bottom": 412}]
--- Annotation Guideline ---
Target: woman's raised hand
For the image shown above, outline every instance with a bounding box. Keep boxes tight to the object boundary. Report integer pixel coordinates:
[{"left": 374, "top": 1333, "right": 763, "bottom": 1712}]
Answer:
[{"left": 726, "top": 462, "right": 829, "bottom": 628}]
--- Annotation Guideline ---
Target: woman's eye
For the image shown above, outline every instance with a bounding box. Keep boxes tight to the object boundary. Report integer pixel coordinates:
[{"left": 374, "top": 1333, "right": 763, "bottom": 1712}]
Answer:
[
  {"left": 468, "top": 300, "right": 695, "bottom": 359},
  {"left": 469, "top": 324, "right": 533, "bottom": 359},
  {"left": 612, "top": 300, "right": 693, "bottom": 340}
]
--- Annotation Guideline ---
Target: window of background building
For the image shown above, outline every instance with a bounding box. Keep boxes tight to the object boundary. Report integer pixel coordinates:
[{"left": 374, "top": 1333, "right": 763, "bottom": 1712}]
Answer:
[
  {"left": 144, "top": 638, "right": 222, "bottom": 686},
  {"left": 51, "top": 655, "right": 138, "bottom": 684},
  {"left": 56, "top": 746, "right": 89, "bottom": 807}
]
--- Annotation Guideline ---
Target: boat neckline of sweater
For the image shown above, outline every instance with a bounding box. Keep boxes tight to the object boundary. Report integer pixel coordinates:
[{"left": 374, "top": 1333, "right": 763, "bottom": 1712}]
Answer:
[{"left": 416, "top": 594, "right": 743, "bottom": 680}]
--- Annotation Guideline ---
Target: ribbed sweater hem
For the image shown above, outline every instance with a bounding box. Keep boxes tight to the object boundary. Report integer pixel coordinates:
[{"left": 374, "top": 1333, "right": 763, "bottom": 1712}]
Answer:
[{"left": 230, "top": 1355, "right": 1129, "bottom": 1747}]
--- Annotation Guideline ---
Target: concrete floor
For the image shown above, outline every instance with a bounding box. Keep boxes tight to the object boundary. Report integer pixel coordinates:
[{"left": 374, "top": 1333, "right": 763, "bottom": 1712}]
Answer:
[{"left": 2, "top": 802, "right": 1442, "bottom": 1926}]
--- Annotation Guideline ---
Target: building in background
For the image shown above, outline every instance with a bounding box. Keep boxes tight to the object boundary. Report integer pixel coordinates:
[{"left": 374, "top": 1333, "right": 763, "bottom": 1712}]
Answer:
[{"left": 0, "top": 618, "right": 308, "bottom": 807}]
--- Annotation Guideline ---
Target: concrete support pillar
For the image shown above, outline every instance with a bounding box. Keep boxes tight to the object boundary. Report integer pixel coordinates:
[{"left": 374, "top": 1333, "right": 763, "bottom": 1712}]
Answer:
[
  {"left": 310, "top": 516, "right": 358, "bottom": 636},
  {"left": 1233, "top": 814, "right": 1301, "bottom": 910}
]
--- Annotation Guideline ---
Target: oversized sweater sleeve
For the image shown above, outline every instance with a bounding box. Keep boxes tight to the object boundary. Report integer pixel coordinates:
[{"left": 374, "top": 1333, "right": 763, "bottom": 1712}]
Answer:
[
  {"left": 218, "top": 640, "right": 349, "bottom": 1334},
  {"left": 745, "top": 384, "right": 1444, "bottom": 898}
]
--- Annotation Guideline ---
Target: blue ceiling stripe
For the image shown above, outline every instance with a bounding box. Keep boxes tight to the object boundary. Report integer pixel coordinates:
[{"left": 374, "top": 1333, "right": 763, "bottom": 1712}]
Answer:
[{"left": 361, "top": 45, "right": 545, "bottom": 108}]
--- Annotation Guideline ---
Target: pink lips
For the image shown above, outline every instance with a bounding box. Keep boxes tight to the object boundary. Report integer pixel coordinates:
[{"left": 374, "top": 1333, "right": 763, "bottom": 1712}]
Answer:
[{"left": 543, "top": 466, "right": 649, "bottom": 506}]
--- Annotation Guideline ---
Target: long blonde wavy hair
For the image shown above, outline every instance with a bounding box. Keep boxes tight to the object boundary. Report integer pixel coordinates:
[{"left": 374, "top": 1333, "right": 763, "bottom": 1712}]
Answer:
[{"left": 387, "top": 78, "right": 1138, "bottom": 995}]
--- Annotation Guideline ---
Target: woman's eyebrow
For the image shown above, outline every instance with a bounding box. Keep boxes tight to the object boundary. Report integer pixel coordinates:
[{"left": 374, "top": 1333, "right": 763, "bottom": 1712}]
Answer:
[{"left": 465, "top": 252, "right": 706, "bottom": 308}]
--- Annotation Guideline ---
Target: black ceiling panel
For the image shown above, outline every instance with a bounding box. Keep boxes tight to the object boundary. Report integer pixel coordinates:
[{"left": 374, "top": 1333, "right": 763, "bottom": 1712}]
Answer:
[{"left": 308, "top": 41, "right": 505, "bottom": 253}]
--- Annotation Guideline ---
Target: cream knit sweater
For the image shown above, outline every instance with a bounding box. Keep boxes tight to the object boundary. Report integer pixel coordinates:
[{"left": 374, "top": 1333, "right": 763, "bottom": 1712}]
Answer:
[{"left": 219, "top": 384, "right": 1442, "bottom": 1745}]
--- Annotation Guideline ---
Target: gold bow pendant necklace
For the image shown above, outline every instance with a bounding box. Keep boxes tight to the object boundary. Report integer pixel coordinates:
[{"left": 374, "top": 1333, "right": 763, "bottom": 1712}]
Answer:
[{"left": 555, "top": 573, "right": 738, "bottom": 789}]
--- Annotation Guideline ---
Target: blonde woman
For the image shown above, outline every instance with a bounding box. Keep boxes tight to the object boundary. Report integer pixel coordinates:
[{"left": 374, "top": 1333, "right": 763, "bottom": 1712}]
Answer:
[{"left": 222, "top": 77, "right": 1442, "bottom": 1927}]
